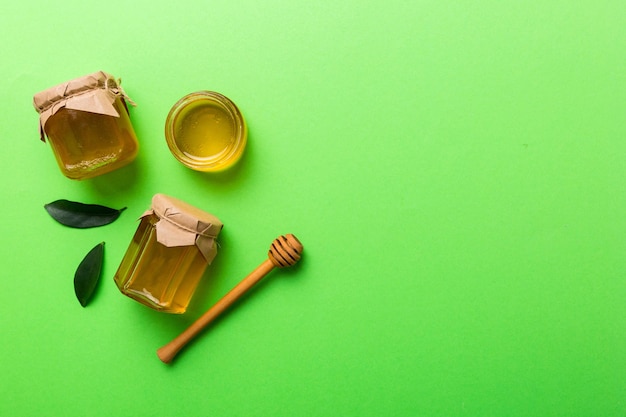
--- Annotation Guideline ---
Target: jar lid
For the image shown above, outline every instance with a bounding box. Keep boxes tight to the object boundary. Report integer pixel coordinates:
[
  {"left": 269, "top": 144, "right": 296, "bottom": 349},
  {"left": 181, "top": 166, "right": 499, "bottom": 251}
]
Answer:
[
  {"left": 33, "top": 70, "right": 135, "bottom": 142},
  {"left": 142, "top": 194, "right": 223, "bottom": 263}
]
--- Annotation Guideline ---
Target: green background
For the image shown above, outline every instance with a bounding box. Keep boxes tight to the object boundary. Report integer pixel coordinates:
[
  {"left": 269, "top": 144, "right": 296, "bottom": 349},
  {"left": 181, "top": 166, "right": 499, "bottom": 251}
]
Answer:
[{"left": 1, "top": 1, "right": 625, "bottom": 415}]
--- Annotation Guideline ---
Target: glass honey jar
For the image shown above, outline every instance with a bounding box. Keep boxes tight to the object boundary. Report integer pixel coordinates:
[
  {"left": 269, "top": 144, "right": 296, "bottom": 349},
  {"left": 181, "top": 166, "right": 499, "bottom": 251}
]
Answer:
[
  {"left": 165, "top": 91, "right": 247, "bottom": 171},
  {"left": 114, "top": 194, "right": 223, "bottom": 314},
  {"left": 33, "top": 71, "right": 139, "bottom": 180}
]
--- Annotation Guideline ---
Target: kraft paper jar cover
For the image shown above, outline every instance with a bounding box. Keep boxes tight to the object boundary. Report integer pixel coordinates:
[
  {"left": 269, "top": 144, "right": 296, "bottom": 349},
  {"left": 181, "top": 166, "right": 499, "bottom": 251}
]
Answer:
[
  {"left": 141, "top": 194, "right": 223, "bottom": 262},
  {"left": 33, "top": 70, "right": 135, "bottom": 141}
]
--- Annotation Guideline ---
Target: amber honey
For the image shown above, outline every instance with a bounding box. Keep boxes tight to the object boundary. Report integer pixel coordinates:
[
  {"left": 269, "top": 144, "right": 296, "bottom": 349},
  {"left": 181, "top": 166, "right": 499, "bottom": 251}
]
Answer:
[
  {"left": 113, "top": 194, "right": 222, "bottom": 314},
  {"left": 44, "top": 99, "right": 138, "bottom": 179},
  {"left": 114, "top": 213, "right": 208, "bottom": 313},
  {"left": 165, "top": 91, "right": 246, "bottom": 171},
  {"left": 33, "top": 71, "right": 139, "bottom": 180}
]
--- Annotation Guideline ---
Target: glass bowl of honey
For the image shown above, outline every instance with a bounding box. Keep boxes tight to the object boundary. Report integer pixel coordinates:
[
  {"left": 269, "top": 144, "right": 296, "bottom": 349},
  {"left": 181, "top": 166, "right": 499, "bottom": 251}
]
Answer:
[{"left": 165, "top": 91, "right": 247, "bottom": 171}]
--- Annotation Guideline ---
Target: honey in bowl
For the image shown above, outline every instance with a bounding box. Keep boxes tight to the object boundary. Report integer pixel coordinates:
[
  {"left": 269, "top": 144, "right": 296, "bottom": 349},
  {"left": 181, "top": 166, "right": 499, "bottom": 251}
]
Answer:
[{"left": 165, "top": 91, "right": 246, "bottom": 171}]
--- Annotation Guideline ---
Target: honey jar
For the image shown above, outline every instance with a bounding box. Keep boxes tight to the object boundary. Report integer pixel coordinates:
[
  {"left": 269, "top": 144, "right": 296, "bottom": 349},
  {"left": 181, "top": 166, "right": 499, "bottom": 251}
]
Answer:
[
  {"left": 165, "top": 91, "right": 247, "bottom": 171},
  {"left": 33, "top": 71, "right": 139, "bottom": 180},
  {"left": 114, "top": 194, "right": 223, "bottom": 314}
]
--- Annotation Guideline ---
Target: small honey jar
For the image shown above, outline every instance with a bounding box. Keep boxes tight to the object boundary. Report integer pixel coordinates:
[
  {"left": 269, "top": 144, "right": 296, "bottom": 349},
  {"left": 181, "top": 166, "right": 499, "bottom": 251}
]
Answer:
[
  {"left": 114, "top": 194, "right": 223, "bottom": 314},
  {"left": 165, "top": 91, "right": 247, "bottom": 171},
  {"left": 33, "top": 71, "right": 139, "bottom": 180}
]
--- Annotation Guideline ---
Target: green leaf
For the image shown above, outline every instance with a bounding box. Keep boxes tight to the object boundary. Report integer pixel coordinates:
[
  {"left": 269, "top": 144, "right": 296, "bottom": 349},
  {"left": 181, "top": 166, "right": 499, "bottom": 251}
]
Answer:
[
  {"left": 74, "top": 242, "right": 105, "bottom": 307},
  {"left": 44, "top": 199, "right": 126, "bottom": 228}
]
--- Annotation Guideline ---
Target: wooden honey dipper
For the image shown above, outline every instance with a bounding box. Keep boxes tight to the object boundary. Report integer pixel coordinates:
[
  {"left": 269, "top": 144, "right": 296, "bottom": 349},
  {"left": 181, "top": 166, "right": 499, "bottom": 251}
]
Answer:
[{"left": 157, "top": 234, "right": 303, "bottom": 363}]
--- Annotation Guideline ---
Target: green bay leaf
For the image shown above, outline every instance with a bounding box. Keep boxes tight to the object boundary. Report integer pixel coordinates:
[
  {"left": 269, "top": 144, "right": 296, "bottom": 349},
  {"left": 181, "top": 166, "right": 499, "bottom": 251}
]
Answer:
[
  {"left": 74, "top": 242, "right": 105, "bottom": 307},
  {"left": 44, "top": 199, "right": 126, "bottom": 228}
]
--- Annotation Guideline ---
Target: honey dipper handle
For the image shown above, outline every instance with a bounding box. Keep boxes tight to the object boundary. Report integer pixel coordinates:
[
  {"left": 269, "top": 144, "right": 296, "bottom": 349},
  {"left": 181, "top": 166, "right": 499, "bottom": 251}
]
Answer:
[{"left": 157, "top": 259, "right": 275, "bottom": 364}]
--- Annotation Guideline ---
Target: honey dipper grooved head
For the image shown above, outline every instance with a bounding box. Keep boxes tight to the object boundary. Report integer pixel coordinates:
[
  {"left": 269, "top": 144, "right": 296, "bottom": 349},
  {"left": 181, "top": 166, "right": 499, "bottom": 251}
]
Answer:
[{"left": 268, "top": 234, "right": 303, "bottom": 268}]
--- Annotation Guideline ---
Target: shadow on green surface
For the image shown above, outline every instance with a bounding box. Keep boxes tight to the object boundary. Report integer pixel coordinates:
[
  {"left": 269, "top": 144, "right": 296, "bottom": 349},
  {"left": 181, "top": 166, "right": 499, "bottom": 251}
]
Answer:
[{"left": 86, "top": 158, "right": 143, "bottom": 198}]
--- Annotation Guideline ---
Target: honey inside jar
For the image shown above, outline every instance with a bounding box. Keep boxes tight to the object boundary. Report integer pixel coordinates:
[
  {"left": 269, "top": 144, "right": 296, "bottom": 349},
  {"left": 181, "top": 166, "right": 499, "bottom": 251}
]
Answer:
[
  {"left": 113, "top": 194, "right": 223, "bottom": 314},
  {"left": 165, "top": 91, "right": 246, "bottom": 171},
  {"left": 114, "top": 213, "right": 208, "bottom": 314},
  {"left": 44, "top": 99, "right": 138, "bottom": 179},
  {"left": 33, "top": 71, "right": 139, "bottom": 180},
  {"left": 175, "top": 100, "right": 235, "bottom": 160}
]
